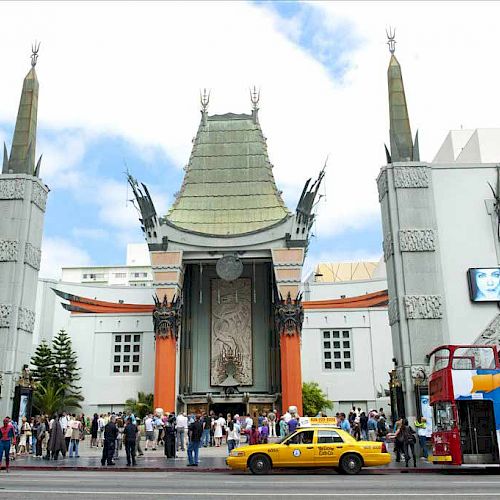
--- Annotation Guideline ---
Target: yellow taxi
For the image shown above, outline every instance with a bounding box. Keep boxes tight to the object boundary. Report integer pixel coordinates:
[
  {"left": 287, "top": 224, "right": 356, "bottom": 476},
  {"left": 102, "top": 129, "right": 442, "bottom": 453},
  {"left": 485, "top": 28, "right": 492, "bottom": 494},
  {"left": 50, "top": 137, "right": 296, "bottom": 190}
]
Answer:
[{"left": 226, "top": 426, "right": 391, "bottom": 475}]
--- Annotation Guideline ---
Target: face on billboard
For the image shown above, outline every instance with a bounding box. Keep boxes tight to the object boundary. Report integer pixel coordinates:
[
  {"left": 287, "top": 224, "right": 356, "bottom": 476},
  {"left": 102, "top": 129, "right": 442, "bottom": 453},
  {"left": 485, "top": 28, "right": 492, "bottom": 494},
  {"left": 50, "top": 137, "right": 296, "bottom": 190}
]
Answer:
[{"left": 469, "top": 268, "right": 500, "bottom": 301}]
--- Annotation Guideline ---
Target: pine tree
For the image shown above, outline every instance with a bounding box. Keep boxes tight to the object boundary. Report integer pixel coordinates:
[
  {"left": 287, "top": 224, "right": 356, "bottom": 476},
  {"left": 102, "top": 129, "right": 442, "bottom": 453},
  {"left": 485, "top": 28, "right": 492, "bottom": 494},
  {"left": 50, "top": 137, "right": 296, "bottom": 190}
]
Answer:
[
  {"left": 30, "top": 340, "right": 55, "bottom": 386},
  {"left": 51, "top": 329, "right": 82, "bottom": 396}
]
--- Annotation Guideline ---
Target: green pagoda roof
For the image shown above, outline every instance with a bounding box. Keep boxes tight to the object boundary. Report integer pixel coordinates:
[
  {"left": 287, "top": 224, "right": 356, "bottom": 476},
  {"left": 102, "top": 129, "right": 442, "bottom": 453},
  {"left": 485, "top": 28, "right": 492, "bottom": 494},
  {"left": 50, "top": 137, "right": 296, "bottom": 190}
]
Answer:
[{"left": 165, "top": 112, "right": 290, "bottom": 236}]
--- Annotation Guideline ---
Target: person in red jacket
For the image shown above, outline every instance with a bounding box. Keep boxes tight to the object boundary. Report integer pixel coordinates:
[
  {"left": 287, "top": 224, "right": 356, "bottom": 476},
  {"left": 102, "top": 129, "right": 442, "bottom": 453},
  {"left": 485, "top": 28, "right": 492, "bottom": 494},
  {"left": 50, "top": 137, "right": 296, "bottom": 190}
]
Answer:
[{"left": 0, "top": 417, "right": 15, "bottom": 472}]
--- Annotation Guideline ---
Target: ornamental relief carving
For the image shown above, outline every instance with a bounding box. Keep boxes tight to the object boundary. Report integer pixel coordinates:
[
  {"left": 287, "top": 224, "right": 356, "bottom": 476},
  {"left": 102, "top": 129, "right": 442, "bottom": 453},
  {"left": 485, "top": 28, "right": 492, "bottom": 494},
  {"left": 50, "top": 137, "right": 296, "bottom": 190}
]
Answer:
[
  {"left": 24, "top": 242, "right": 41, "bottom": 270},
  {"left": 404, "top": 295, "right": 443, "bottom": 320},
  {"left": 0, "top": 179, "right": 25, "bottom": 199},
  {"left": 388, "top": 298, "right": 399, "bottom": 325},
  {"left": 18, "top": 307, "right": 35, "bottom": 333},
  {"left": 31, "top": 182, "right": 47, "bottom": 212},
  {"left": 0, "top": 240, "right": 19, "bottom": 262},
  {"left": 399, "top": 229, "right": 436, "bottom": 252},
  {"left": 0, "top": 304, "right": 13, "bottom": 328},
  {"left": 377, "top": 170, "right": 388, "bottom": 201},
  {"left": 393, "top": 166, "right": 429, "bottom": 188},
  {"left": 383, "top": 232, "right": 394, "bottom": 261},
  {"left": 473, "top": 314, "right": 500, "bottom": 345}
]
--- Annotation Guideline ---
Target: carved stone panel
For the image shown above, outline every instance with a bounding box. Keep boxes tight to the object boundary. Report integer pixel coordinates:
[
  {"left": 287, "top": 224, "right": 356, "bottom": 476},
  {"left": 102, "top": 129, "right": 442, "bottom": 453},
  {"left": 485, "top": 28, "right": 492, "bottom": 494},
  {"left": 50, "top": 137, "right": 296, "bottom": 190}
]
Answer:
[
  {"left": 383, "top": 232, "right": 394, "bottom": 261},
  {"left": 18, "top": 307, "right": 35, "bottom": 333},
  {"left": 404, "top": 295, "right": 443, "bottom": 320},
  {"left": 24, "top": 242, "right": 41, "bottom": 270},
  {"left": 0, "top": 179, "right": 25, "bottom": 199},
  {"left": 0, "top": 304, "right": 12, "bottom": 328},
  {"left": 211, "top": 278, "right": 252, "bottom": 386},
  {"left": 394, "top": 166, "right": 429, "bottom": 188},
  {"left": 377, "top": 170, "right": 388, "bottom": 201},
  {"left": 0, "top": 240, "right": 19, "bottom": 262},
  {"left": 399, "top": 229, "right": 436, "bottom": 252},
  {"left": 388, "top": 298, "right": 399, "bottom": 325},
  {"left": 31, "top": 182, "right": 47, "bottom": 212}
]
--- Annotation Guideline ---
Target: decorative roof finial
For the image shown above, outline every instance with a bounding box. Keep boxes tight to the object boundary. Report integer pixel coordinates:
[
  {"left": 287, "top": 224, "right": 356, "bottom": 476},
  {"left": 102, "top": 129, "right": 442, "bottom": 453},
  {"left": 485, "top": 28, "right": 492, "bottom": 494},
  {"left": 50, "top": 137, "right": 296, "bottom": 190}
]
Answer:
[
  {"left": 200, "top": 88, "right": 210, "bottom": 113},
  {"left": 250, "top": 85, "right": 260, "bottom": 111},
  {"left": 386, "top": 27, "right": 396, "bottom": 55},
  {"left": 31, "top": 41, "right": 41, "bottom": 68}
]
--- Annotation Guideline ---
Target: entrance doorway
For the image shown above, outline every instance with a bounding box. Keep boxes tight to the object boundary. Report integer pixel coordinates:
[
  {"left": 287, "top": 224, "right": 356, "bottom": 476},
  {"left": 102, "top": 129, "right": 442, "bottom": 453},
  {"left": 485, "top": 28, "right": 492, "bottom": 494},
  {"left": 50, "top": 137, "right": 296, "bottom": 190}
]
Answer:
[
  {"left": 210, "top": 403, "right": 247, "bottom": 417},
  {"left": 457, "top": 400, "right": 498, "bottom": 464}
]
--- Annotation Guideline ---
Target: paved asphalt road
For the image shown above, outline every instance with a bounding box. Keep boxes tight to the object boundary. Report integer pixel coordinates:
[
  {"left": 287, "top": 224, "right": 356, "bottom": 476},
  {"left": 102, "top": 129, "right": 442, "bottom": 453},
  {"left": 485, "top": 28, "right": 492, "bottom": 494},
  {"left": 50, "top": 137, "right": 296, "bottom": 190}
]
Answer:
[{"left": 1, "top": 471, "right": 500, "bottom": 499}]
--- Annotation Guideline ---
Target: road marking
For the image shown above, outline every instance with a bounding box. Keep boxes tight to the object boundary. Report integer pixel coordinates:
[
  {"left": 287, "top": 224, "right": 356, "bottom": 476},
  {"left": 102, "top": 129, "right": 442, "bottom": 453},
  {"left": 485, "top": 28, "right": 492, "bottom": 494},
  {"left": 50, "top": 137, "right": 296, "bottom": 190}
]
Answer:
[{"left": 0, "top": 491, "right": 500, "bottom": 497}]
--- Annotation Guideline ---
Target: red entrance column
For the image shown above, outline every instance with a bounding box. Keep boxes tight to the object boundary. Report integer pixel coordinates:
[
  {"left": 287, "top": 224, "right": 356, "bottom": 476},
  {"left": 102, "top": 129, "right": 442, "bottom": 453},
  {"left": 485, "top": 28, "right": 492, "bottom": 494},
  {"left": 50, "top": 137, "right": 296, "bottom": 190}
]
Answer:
[
  {"left": 152, "top": 294, "right": 182, "bottom": 413},
  {"left": 276, "top": 291, "right": 304, "bottom": 415},
  {"left": 280, "top": 332, "right": 303, "bottom": 415},
  {"left": 154, "top": 335, "right": 176, "bottom": 412}
]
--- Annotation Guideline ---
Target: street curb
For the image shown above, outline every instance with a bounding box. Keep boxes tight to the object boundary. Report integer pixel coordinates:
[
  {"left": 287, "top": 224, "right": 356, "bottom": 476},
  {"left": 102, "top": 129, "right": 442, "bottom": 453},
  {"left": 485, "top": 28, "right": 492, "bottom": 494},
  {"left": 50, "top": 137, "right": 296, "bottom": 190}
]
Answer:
[{"left": 6, "top": 465, "right": 485, "bottom": 474}]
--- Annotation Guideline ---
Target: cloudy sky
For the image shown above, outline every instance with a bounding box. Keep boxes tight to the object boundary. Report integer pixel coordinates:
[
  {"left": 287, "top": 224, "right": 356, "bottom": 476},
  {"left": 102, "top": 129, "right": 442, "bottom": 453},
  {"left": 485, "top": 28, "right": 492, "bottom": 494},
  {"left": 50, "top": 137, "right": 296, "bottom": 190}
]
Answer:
[{"left": 1, "top": 1, "right": 499, "bottom": 278}]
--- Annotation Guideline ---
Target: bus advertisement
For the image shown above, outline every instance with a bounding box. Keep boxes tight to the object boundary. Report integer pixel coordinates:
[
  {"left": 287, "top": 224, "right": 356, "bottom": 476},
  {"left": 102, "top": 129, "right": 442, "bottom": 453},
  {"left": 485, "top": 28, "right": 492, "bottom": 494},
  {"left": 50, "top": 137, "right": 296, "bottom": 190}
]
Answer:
[{"left": 428, "top": 344, "right": 500, "bottom": 466}]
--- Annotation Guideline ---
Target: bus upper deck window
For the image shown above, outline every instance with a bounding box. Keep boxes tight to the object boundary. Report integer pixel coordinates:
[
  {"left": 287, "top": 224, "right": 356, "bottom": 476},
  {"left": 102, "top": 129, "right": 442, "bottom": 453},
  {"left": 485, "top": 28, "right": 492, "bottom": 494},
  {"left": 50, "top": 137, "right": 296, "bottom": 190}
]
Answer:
[
  {"left": 452, "top": 347, "right": 495, "bottom": 370},
  {"left": 430, "top": 348, "right": 450, "bottom": 372}
]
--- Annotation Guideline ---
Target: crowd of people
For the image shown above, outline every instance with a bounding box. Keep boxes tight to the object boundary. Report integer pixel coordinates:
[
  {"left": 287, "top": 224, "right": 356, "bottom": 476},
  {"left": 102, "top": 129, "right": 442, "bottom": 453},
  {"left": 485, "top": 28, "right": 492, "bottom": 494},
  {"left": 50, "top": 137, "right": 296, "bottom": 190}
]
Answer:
[
  {"left": 336, "top": 406, "right": 429, "bottom": 467},
  {"left": 0, "top": 405, "right": 429, "bottom": 471}
]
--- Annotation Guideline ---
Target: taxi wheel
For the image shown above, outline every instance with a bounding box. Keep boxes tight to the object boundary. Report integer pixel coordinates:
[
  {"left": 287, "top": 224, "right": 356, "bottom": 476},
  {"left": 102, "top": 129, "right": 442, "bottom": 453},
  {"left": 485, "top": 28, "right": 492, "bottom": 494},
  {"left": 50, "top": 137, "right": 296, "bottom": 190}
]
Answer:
[
  {"left": 249, "top": 454, "right": 271, "bottom": 475},
  {"left": 340, "top": 453, "right": 362, "bottom": 475}
]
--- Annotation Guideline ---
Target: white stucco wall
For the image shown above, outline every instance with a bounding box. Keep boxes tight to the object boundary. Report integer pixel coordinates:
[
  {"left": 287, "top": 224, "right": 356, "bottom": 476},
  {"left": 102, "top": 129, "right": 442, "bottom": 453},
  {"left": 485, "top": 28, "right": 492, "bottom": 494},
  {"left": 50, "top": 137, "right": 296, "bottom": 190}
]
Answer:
[
  {"left": 432, "top": 164, "right": 500, "bottom": 344},
  {"left": 33, "top": 281, "right": 155, "bottom": 415}
]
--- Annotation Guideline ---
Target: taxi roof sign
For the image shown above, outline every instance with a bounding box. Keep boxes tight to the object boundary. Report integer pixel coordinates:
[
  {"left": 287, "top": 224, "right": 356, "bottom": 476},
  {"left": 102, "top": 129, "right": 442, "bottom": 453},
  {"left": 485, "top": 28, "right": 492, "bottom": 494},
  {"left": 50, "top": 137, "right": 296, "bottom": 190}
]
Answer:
[{"left": 299, "top": 416, "right": 338, "bottom": 427}]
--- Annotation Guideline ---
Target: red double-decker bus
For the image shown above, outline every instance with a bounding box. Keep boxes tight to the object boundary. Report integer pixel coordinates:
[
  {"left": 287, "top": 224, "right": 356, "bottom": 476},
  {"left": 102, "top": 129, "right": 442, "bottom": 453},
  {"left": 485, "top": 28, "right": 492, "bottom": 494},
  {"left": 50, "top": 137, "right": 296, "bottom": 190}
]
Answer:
[{"left": 428, "top": 344, "right": 500, "bottom": 466}]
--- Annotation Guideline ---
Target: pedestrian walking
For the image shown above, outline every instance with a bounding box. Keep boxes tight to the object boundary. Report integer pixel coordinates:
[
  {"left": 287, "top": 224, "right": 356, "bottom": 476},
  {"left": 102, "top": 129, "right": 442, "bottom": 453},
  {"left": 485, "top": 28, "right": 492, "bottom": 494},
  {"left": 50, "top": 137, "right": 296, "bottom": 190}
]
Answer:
[
  {"left": 135, "top": 418, "right": 144, "bottom": 456},
  {"left": 279, "top": 416, "right": 288, "bottom": 438},
  {"left": 101, "top": 416, "right": 118, "bottom": 466},
  {"left": 97, "top": 414, "right": 105, "bottom": 447},
  {"left": 68, "top": 416, "right": 82, "bottom": 458},
  {"left": 18, "top": 416, "right": 30, "bottom": 454},
  {"left": 396, "top": 419, "right": 417, "bottom": 468},
  {"left": 187, "top": 414, "right": 203, "bottom": 466},
  {"left": 30, "top": 417, "right": 38, "bottom": 456},
  {"left": 90, "top": 413, "right": 99, "bottom": 448},
  {"left": 377, "top": 416, "right": 388, "bottom": 442},
  {"left": 214, "top": 413, "right": 225, "bottom": 447},
  {"left": 367, "top": 413, "right": 377, "bottom": 442},
  {"left": 64, "top": 415, "right": 74, "bottom": 451},
  {"left": 144, "top": 414, "right": 156, "bottom": 451},
  {"left": 35, "top": 416, "right": 47, "bottom": 458},
  {"left": 0, "top": 418, "right": 15, "bottom": 472},
  {"left": 114, "top": 416, "right": 124, "bottom": 460},
  {"left": 248, "top": 425, "right": 260, "bottom": 445},
  {"left": 359, "top": 412, "right": 368, "bottom": 440},
  {"left": 47, "top": 414, "right": 66, "bottom": 460},
  {"left": 176, "top": 412, "right": 188, "bottom": 452},
  {"left": 415, "top": 416, "right": 429, "bottom": 459},
  {"left": 164, "top": 413, "right": 176, "bottom": 458},
  {"left": 123, "top": 417, "right": 138, "bottom": 466}
]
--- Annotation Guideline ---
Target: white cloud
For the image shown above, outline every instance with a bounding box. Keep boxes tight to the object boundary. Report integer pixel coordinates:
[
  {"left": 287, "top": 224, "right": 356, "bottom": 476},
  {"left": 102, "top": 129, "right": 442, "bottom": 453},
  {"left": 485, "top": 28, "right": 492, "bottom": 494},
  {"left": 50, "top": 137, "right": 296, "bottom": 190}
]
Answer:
[
  {"left": 1, "top": 1, "right": 499, "bottom": 247},
  {"left": 72, "top": 227, "right": 108, "bottom": 240},
  {"left": 39, "top": 236, "right": 92, "bottom": 278}
]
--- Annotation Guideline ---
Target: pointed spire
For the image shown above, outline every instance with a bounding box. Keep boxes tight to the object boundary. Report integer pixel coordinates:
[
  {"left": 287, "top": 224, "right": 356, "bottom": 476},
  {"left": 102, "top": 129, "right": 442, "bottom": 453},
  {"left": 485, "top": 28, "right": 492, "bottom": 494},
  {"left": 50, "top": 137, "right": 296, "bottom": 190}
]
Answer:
[
  {"left": 386, "top": 28, "right": 418, "bottom": 162},
  {"left": 250, "top": 86, "right": 260, "bottom": 124},
  {"left": 8, "top": 43, "right": 40, "bottom": 176},
  {"left": 2, "top": 143, "right": 9, "bottom": 174},
  {"left": 200, "top": 88, "right": 210, "bottom": 126}
]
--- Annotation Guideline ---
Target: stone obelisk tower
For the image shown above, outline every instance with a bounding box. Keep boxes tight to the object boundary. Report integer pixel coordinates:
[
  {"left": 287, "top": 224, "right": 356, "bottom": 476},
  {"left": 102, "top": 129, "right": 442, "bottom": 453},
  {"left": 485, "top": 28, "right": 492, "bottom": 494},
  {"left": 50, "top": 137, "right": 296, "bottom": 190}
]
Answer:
[{"left": 0, "top": 45, "right": 48, "bottom": 417}]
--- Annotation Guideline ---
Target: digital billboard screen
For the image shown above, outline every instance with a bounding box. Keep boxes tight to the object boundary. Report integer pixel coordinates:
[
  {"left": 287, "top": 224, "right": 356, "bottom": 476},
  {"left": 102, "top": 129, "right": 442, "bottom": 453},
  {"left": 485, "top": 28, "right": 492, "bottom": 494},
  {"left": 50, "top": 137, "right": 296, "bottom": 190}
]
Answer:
[{"left": 468, "top": 268, "right": 500, "bottom": 302}]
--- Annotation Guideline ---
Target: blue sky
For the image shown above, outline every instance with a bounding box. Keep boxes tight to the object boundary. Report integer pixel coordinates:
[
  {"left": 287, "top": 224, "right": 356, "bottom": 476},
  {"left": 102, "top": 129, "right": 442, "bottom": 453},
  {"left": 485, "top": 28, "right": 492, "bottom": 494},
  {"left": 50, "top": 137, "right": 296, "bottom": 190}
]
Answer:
[{"left": 6, "top": 1, "right": 499, "bottom": 277}]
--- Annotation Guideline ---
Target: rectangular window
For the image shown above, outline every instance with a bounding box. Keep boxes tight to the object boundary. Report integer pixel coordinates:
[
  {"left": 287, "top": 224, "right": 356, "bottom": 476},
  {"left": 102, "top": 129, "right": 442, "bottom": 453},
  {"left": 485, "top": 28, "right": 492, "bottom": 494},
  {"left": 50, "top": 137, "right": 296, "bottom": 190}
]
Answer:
[
  {"left": 322, "top": 329, "right": 353, "bottom": 371},
  {"left": 114, "top": 272, "right": 127, "bottom": 278},
  {"left": 112, "top": 333, "right": 142, "bottom": 375}
]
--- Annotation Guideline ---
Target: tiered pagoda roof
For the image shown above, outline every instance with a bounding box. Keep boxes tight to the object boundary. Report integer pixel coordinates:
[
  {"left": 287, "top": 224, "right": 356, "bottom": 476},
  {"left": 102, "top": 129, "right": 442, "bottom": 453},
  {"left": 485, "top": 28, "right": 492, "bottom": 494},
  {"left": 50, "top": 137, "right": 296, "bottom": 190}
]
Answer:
[{"left": 165, "top": 112, "right": 290, "bottom": 236}]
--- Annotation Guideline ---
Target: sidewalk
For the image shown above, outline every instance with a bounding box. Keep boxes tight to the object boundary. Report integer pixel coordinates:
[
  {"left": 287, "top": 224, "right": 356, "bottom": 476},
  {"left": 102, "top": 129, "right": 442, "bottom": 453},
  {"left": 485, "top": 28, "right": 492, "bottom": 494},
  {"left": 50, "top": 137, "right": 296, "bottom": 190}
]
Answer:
[{"left": 6, "top": 439, "right": 484, "bottom": 474}]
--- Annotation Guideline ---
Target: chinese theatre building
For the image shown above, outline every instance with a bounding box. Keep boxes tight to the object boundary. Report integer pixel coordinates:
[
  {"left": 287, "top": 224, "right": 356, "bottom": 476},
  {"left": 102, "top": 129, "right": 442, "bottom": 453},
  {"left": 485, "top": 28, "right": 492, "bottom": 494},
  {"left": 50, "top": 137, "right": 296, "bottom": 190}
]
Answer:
[{"left": 129, "top": 93, "right": 323, "bottom": 416}]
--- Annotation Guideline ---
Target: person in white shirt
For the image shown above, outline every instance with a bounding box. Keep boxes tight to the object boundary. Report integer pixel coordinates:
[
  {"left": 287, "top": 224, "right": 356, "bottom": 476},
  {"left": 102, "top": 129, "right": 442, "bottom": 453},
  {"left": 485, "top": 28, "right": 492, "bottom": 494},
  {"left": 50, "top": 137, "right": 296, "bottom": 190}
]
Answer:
[
  {"left": 144, "top": 414, "right": 155, "bottom": 451},
  {"left": 97, "top": 415, "right": 105, "bottom": 447},
  {"left": 176, "top": 413, "right": 188, "bottom": 452},
  {"left": 214, "top": 414, "right": 226, "bottom": 447},
  {"left": 64, "top": 415, "right": 74, "bottom": 451}
]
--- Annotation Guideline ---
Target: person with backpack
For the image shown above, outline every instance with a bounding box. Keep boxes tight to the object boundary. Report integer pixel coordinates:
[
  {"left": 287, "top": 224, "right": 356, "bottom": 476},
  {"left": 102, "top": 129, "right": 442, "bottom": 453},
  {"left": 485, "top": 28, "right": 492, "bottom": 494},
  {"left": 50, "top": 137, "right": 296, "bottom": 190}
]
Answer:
[{"left": 395, "top": 419, "right": 417, "bottom": 467}]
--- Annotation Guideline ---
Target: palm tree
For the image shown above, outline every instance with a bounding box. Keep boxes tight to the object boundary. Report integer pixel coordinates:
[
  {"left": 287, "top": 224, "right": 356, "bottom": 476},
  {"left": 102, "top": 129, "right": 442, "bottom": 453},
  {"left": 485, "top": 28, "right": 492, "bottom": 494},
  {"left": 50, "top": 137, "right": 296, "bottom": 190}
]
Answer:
[
  {"left": 33, "top": 381, "right": 82, "bottom": 415},
  {"left": 124, "top": 391, "right": 153, "bottom": 418}
]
